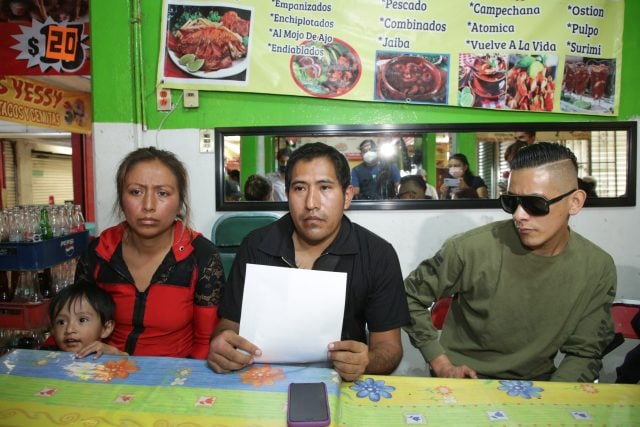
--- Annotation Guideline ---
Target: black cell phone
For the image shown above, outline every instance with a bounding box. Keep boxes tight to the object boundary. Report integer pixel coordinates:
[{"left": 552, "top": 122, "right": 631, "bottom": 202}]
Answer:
[{"left": 287, "top": 382, "right": 330, "bottom": 427}]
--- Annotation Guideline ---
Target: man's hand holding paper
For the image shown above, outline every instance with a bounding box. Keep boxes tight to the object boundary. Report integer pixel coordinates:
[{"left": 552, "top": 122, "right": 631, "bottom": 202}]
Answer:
[{"left": 239, "top": 264, "right": 347, "bottom": 364}]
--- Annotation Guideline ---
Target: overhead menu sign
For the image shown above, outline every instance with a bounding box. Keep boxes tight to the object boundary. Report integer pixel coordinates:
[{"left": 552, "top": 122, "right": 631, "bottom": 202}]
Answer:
[{"left": 158, "top": 0, "right": 624, "bottom": 116}]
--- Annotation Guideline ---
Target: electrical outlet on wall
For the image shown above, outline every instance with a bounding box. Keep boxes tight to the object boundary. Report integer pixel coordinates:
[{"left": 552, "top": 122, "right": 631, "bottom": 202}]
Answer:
[
  {"left": 157, "top": 88, "right": 172, "bottom": 111},
  {"left": 199, "top": 129, "right": 214, "bottom": 153}
]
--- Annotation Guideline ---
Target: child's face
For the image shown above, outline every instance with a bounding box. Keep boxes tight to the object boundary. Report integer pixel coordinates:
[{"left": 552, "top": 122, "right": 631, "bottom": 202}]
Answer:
[{"left": 51, "top": 296, "right": 114, "bottom": 352}]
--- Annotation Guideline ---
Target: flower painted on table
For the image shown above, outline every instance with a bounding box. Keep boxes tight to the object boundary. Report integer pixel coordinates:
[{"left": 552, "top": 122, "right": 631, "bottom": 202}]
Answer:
[
  {"left": 434, "top": 385, "right": 453, "bottom": 396},
  {"left": 64, "top": 361, "right": 98, "bottom": 380},
  {"left": 497, "top": 380, "right": 544, "bottom": 399},
  {"left": 195, "top": 396, "right": 217, "bottom": 407},
  {"left": 33, "top": 358, "right": 50, "bottom": 367},
  {"left": 579, "top": 383, "right": 599, "bottom": 394},
  {"left": 239, "top": 365, "right": 285, "bottom": 387},
  {"left": 350, "top": 378, "right": 396, "bottom": 402},
  {"left": 94, "top": 358, "right": 140, "bottom": 382}
]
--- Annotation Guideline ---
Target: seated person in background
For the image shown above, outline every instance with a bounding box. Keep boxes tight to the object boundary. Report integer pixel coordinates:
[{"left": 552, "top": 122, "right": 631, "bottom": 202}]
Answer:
[
  {"left": 244, "top": 174, "right": 273, "bottom": 201},
  {"left": 404, "top": 142, "right": 616, "bottom": 382},
  {"left": 266, "top": 147, "right": 291, "bottom": 201},
  {"left": 224, "top": 169, "right": 242, "bottom": 201},
  {"left": 440, "top": 153, "right": 488, "bottom": 199},
  {"left": 75, "top": 147, "right": 225, "bottom": 359},
  {"left": 514, "top": 131, "right": 537, "bottom": 145},
  {"left": 208, "top": 142, "right": 410, "bottom": 381},
  {"left": 397, "top": 175, "right": 427, "bottom": 200},
  {"left": 48, "top": 283, "right": 127, "bottom": 358},
  {"left": 351, "top": 139, "right": 401, "bottom": 200},
  {"left": 499, "top": 140, "right": 528, "bottom": 194},
  {"left": 578, "top": 176, "right": 598, "bottom": 198}
]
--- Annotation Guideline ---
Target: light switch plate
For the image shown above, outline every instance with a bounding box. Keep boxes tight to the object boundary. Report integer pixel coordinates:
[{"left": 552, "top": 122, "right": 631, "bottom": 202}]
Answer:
[
  {"left": 184, "top": 90, "right": 199, "bottom": 108},
  {"left": 199, "top": 129, "right": 214, "bottom": 153}
]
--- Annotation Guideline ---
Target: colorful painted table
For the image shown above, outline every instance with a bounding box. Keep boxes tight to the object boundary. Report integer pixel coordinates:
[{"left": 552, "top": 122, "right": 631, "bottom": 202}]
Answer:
[
  {"left": 0, "top": 349, "right": 340, "bottom": 426},
  {"left": 0, "top": 349, "right": 639, "bottom": 426}
]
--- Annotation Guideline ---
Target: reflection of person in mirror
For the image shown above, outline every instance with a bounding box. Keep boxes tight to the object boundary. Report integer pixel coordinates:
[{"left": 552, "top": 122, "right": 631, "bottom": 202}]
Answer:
[
  {"left": 578, "top": 176, "right": 598, "bottom": 198},
  {"left": 514, "top": 131, "right": 536, "bottom": 145},
  {"left": 74, "top": 147, "right": 225, "bottom": 359},
  {"left": 351, "top": 139, "right": 400, "bottom": 200},
  {"left": 397, "top": 175, "right": 427, "bottom": 200},
  {"left": 439, "top": 153, "right": 487, "bottom": 199},
  {"left": 499, "top": 140, "right": 528, "bottom": 194},
  {"left": 224, "top": 169, "right": 242, "bottom": 201},
  {"left": 244, "top": 174, "right": 272, "bottom": 201},
  {"left": 266, "top": 147, "right": 291, "bottom": 202},
  {"left": 405, "top": 142, "right": 616, "bottom": 382},
  {"left": 208, "top": 142, "right": 410, "bottom": 381}
]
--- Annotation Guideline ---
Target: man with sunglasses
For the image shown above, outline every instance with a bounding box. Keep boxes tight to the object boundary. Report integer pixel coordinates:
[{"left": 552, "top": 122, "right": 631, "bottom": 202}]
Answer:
[{"left": 404, "top": 142, "right": 616, "bottom": 382}]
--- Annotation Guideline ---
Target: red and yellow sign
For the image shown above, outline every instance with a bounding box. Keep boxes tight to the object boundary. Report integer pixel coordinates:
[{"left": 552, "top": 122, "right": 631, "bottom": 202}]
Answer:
[
  {"left": 0, "top": 76, "right": 91, "bottom": 134},
  {"left": 0, "top": 19, "right": 90, "bottom": 76}
]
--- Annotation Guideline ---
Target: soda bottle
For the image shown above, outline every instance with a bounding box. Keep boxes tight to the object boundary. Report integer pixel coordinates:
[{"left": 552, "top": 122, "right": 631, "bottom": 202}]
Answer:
[{"left": 40, "top": 207, "right": 53, "bottom": 240}]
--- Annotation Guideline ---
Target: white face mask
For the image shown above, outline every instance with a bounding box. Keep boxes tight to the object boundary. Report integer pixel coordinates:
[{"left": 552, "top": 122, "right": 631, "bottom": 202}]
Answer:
[
  {"left": 449, "top": 166, "right": 464, "bottom": 178},
  {"left": 363, "top": 151, "right": 378, "bottom": 164}
]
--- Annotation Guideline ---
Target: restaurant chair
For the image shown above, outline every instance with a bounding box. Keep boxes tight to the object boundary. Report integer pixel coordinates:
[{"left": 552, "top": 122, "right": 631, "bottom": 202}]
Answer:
[
  {"left": 431, "top": 295, "right": 453, "bottom": 330},
  {"left": 211, "top": 212, "right": 280, "bottom": 279},
  {"left": 600, "top": 303, "right": 640, "bottom": 358}
]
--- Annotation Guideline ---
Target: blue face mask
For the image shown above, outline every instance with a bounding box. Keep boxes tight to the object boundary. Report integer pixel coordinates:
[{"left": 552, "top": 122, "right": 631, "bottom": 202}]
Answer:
[{"left": 278, "top": 165, "right": 287, "bottom": 174}]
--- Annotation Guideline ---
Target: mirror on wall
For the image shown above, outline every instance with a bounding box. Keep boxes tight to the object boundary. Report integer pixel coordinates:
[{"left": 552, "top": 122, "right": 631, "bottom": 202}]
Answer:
[{"left": 215, "top": 121, "right": 637, "bottom": 211}]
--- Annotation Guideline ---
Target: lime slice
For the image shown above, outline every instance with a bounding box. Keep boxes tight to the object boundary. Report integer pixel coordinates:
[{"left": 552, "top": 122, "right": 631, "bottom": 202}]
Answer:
[
  {"left": 186, "top": 58, "right": 205, "bottom": 72},
  {"left": 528, "top": 60, "right": 545, "bottom": 78},
  {"left": 178, "top": 54, "right": 196, "bottom": 66},
  {"left": 459, "top": 87, "right": 474, "bottom": 107}
]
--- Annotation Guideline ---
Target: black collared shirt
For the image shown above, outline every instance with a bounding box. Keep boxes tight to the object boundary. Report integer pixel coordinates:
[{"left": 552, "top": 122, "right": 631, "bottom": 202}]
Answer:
[{"left": 219, "top": 214, "right": 410, "bottom": 343}]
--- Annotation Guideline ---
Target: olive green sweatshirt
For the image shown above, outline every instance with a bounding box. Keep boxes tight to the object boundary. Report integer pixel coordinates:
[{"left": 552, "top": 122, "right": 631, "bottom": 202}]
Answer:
[{"left": 404, "top": 220, "right": 616, "bottom": 382}]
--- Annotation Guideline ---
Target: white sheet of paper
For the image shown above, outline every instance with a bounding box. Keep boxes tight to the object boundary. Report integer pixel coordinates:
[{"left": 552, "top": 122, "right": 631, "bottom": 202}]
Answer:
[{"left": 239, "top": 263, "right": 347, "bottom": 364}]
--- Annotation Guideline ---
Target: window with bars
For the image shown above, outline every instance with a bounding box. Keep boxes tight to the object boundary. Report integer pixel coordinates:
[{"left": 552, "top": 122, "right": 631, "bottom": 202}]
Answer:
[{"left": 477, "top": 131, "right": 627, "bottom": 198}]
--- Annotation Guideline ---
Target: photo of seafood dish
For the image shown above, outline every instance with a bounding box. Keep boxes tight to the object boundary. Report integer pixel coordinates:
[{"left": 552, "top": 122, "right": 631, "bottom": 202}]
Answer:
[
  {"left": 505, "top": 54, "right": 557, "bottom": 112},
  {"left": 290, "top": 39, "right": 361, "bottom": 98},
  {"left": 560, "top": 56, "right": 616, "bottom": 114},
  {"left": 165, "top": 5, "right": 251, "bottom": 79},
  {"left": 458, "top": 53, "right": 507, "bottom": 108},
  {"left": 375, "top": 52, "right": 448, "bottom": 104}
]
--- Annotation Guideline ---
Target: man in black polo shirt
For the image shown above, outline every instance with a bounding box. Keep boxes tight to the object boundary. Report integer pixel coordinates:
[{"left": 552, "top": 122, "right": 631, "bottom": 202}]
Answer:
[{"left": 207, "top": 142, "right": 409, "bottom": 381}]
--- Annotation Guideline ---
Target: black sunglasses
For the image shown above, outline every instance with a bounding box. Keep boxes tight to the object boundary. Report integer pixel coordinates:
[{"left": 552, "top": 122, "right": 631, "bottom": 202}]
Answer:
[{"left": 499, "top": 189, "right": 577, "bottom": 216}]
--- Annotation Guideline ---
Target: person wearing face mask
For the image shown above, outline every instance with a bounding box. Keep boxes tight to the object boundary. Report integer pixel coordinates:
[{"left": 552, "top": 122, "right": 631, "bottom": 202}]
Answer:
[
  {"left": 440, "top": 153, "right": 488, "bottom": 199},
  {"left": 351, "top": 139, "right": 401, "bottom": 200},
  {"left": 266, "top": 147, "right": 292, "bottom": 201}
]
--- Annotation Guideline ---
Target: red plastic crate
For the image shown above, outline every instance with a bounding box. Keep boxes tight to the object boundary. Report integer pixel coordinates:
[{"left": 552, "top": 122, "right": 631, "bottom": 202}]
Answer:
[{"left": 0, "top": 300, "right": 50, "bottom": 330}]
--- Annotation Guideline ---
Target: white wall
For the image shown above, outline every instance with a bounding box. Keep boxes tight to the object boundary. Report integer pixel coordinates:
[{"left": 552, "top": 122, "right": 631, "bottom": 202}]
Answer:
[{"left": 94, "top": 123, "right": 640, "bottom": 375}]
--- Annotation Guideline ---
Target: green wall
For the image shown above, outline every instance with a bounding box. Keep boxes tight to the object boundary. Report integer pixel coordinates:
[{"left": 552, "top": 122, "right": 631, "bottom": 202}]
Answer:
[{"left": 90, "top": 1, "right": 640, "bottom": 128}]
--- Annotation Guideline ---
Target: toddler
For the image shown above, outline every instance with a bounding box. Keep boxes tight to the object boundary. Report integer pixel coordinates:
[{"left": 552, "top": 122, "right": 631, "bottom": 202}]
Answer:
[{"left": 48, "top": 284, "right": 127, "bottom": 358}]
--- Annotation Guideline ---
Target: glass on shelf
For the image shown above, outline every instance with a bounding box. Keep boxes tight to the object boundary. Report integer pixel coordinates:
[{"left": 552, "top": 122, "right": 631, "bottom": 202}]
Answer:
[
  {"left": 0, "top": 270, "right": 12, "bottom": 302},
  {"left": 12, "top": 271, "right": 43, "bottom": 304}
]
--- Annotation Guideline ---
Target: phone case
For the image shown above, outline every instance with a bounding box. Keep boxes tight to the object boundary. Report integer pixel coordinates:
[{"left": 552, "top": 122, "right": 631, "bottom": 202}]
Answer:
[{"left": 287, "top": 382, "right": 330, "bottom": 427}]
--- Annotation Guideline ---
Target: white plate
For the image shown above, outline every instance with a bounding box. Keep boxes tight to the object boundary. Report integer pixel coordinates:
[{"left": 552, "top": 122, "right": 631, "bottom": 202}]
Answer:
[{"left": 168, "top": 49, "right": 248, "bottom": 79}]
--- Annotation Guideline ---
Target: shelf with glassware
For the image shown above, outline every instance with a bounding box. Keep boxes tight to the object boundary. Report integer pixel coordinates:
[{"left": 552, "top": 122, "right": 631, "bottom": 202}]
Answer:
[{"left": 0, "top": 204, "right": 89, "bottom": 353}]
